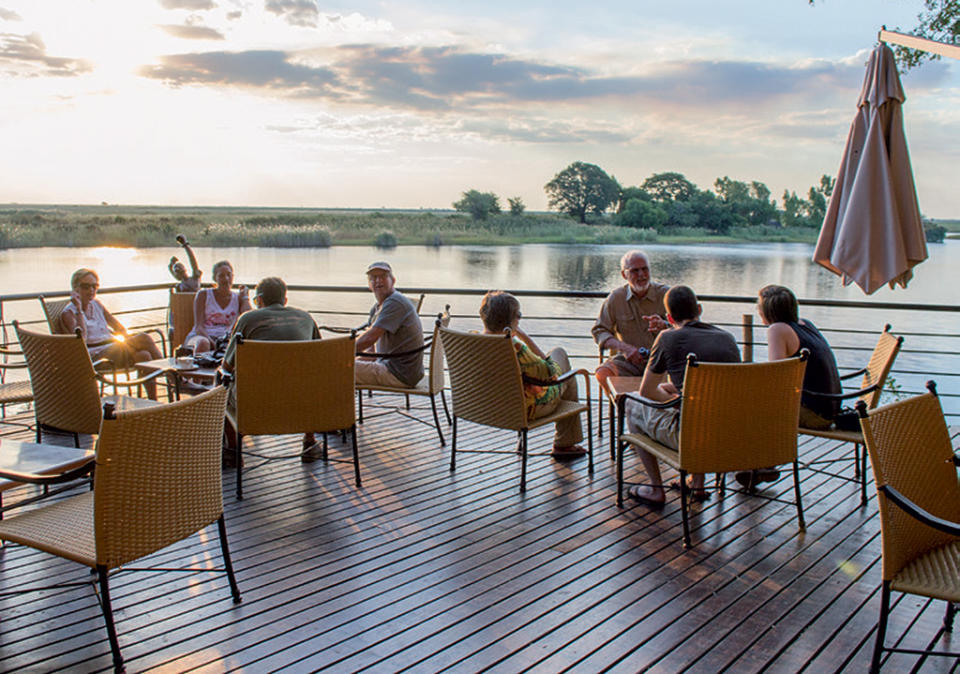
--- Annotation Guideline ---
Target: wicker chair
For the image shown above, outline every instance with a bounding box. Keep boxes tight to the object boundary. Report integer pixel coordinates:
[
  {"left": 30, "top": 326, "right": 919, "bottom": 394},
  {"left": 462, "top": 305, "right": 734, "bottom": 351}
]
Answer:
[
  {"left": 40, "top": 294, "right": 168, "bottom": 357},
  {"left": 438, "top": 326, "right": 593, "bottom": 493},
  {"left": 616, "top": 353, "right": 807, "bottom": 548},
  {"left": 800, "top": 324, "right": 903, "bottom": 505},
  {"left": 858, "top": 383, "right": 960, "bottom": 672},
  {"left": 226, "top": 334, "right": 358, "bottom": 499},
  {"left": 0, "top": 345, "right": 34, "bottom": 423},
  {"left": 14, "top": 323, "right": 165, "bottom": 446},
  {"left": 168, "top": 288, "right": 198, "bottom": 354},
  {"left": 356, "top": 308, "right": 451, "bottom": 445},
  {"left": 0, "top": 386, "right": 240, "bottom": 673}
]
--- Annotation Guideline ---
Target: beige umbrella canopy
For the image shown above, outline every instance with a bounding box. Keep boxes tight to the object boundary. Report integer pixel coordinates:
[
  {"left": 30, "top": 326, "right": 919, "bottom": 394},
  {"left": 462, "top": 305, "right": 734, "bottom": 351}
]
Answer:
[{"left": 813, "top": 43, "right": 927, "bottom": 295}]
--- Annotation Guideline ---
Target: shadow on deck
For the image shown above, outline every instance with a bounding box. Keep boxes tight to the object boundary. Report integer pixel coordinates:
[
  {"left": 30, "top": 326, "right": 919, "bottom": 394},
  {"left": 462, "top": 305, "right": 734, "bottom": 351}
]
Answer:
[{"left": 0, "top": 395, "right": 957, "bottom": 673}]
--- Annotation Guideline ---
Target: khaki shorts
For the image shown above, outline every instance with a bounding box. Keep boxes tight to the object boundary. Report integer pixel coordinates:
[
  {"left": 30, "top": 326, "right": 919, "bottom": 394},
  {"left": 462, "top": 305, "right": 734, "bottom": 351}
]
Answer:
[{"left": 355, "top": 359, "right": 407, "bottom": 388}]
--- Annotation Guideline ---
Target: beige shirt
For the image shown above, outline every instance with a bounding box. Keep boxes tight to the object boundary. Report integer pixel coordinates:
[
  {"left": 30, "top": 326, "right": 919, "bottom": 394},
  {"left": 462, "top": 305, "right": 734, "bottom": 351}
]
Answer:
[{"left": 591, "top": 282, "right": 670, "bottom": 354}]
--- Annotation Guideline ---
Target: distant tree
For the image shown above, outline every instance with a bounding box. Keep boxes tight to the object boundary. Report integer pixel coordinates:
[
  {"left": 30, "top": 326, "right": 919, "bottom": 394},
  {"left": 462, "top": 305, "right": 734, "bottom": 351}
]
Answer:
[
  {"left": 749, "top": 181, "right": 779, "bottom": 226},
  {"left": 453, "top": 190, "right": 501, "bottom": 220},
  {"left": 690, "top": 190, "right": 735, "bottom": 234},
  {"left": 924, "top": 219, "right": 946, "bottom": 243},
  {"left": 617, "top": 198, "right": 668, "bottom": 230},
  {"left": 641, "top": 172, "right": 697, "bottom": 203},
  {"left": 809, "top": 1, "right": 960, "bottom": 70},
  {"left": 617, "top": 186, "right": 653, "bottom": 213},
  {"left": 807, "top": 186, "right": 828, "bottom": 227},
  {"left": 781, "top": 190, "right": 807, "bottom": 227},
  {"left": 544, "top": 161, "right": 621, "bottom": 223},
  {"left": 818, "top": 174, "right": 835, "bottom": 198},
  {"left": 507, "top": 196, "right": 526, "bottom": 216}
]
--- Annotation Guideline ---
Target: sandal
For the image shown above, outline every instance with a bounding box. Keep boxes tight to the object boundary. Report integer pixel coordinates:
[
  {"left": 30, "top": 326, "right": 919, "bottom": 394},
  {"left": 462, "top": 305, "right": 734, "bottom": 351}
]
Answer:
[{"left": 669, "top": 479, "right": 711, "bottom": 502}]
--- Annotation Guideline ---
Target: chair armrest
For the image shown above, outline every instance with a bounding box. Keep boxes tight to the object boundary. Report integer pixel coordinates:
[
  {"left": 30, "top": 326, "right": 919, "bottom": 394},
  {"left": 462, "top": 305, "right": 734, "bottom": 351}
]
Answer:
[
  {"left": 839, "top": 367, "right": 867, "bottom": 381},
  {"left": 952, "top": 453, "right": 960, "bottom": 468},
  {"left": 0, "top": 458, "right": 94, "bottom": 486},
  {"left": 802, "top": 383, "right": 880, "bottom": 401},
  {"left": 616, "top": 390, "right": 680, "bottom": 416},
  {"left": 139, "top": 327, "right": 168, "bottom": 358},
  {"left": 0, "top": 346, "right": 25, "bottom": 357},
  {"left": 358, "top": 339, "right": 431, "bottom": 359},
  {"left": 95, "top": 365, "right": 172, "bottom": 390},
  {"left": 0, "top": 361, "right": 28, "bottom": 370},
  {"left": 319, "top": 325, "right": 354, "bottom": 334},
  {"left": 881, "top": 484, "right": 960, "bottom": 537}
]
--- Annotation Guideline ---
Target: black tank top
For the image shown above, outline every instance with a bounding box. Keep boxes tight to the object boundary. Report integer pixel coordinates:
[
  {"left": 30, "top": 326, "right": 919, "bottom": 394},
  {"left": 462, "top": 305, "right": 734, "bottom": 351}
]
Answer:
[{"left": 789, "top": 319, "right": 841, "bottom": 420}]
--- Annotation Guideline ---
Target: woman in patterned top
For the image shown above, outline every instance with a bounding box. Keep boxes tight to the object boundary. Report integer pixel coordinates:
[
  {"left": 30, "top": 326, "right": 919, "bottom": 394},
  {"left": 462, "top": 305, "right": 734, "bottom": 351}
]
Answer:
[{"left": 479, "top": 290, "right": 585, "bottom": 457}]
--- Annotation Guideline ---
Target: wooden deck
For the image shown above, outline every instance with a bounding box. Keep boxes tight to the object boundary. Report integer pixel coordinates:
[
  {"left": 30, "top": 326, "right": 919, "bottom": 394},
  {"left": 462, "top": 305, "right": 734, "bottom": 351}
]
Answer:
[{"left": 0, "top": 395, "right": 958, "bottom": 673}]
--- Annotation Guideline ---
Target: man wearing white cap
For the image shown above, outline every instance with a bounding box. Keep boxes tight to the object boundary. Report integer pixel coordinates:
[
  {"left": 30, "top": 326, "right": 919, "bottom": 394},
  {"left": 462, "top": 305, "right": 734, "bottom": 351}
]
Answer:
[{"left": 355, "top": 261, "right": 424, "bottom": 387}]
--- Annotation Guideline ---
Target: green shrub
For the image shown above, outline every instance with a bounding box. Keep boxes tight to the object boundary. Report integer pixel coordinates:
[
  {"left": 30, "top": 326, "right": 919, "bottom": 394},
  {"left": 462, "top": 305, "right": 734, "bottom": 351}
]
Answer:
[{"left": 374, "top": 230, "right": 398, "bottom": 248}]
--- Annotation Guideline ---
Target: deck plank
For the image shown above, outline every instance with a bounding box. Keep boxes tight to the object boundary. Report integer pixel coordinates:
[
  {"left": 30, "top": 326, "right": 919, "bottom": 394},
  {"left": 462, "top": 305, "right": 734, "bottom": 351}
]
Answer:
[{"left": 0, "top": 396, "right": 956, "bottom": 673}]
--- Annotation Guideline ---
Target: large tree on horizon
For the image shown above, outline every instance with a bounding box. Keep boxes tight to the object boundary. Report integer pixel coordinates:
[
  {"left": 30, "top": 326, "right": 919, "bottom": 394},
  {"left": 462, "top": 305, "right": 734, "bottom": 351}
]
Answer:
[{"left": 544, "top": 162, "right": 621, "bottom": 223}]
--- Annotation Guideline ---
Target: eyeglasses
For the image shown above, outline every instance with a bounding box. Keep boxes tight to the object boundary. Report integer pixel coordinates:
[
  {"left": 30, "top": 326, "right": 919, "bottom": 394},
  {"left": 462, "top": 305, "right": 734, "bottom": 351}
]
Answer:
[
  {"left": 622, "top": 267, "right": 648, "bottom": 275},
  {"left": 78, "top": 282, "right": 99, "bottom": 290}
]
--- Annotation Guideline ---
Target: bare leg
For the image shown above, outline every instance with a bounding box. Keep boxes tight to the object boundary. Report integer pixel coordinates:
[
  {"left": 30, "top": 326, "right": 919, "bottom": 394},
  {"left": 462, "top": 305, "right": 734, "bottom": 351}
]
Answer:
[{"left": 634, "top": 447, "right": 665, "bottom": 502}]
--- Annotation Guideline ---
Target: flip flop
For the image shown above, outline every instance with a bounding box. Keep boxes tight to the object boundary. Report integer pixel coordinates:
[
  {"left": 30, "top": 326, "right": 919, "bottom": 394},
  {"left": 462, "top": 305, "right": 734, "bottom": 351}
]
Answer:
[
  {"left": 627, "top": 486, "right": 666, "bottom": 510},
  {"left": 669, "top": 479, "right": 711, "bottom": 502}
]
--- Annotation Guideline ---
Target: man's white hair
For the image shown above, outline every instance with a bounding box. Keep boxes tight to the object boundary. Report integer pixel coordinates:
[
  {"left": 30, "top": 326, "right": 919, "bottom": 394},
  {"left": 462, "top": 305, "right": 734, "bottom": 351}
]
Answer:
[{"left": 620, "top": 249, "right": 649, "bottom": 270}]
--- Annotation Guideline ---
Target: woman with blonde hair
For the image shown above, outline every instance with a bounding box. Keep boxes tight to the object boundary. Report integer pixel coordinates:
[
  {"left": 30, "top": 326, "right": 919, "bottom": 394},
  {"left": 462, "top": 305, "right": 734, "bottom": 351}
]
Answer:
[{"left": 61, "top": 268, "right": 164, "bottom": 398}]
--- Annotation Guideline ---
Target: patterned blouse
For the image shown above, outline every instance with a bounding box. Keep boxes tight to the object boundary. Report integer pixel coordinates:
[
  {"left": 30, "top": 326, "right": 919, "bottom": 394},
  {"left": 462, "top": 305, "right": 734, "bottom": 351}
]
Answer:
[{"left": 513, "top": 338, "right": 561, "bottom": 418}]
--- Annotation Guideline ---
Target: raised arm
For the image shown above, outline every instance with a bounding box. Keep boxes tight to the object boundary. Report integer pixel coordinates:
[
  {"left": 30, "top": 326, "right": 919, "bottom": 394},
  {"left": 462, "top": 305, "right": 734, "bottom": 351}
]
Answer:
[{"left": 180, "top": 236, "right": 201, "bottom": 278}]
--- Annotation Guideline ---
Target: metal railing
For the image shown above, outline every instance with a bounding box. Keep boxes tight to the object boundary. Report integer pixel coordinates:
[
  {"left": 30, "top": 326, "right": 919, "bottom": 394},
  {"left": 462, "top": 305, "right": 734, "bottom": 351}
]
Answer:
[{"left": 2, "top": 283, "right": 957, "bottom": 419}]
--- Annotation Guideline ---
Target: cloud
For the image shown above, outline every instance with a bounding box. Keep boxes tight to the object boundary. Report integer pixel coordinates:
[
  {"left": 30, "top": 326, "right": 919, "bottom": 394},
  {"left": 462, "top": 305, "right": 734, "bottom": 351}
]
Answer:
[
  {"left": 138, "top": 50, "right": 340, "bottom": 92},
  {"left": 265, "top": 0, "right": 318, "bottom": 28},
  {"left": 159, "top": 24, "right": 225, "bottom": 40},
  {"left": 139, "top": 43, "right": 882, "bottom": 119},
  {"left": 0, "top": 7, "right": 22, "bottom": 21},
  {"left": 226, "top": 10, "right": 241, "bottom": 20},
  {"left": 159, "top": 0, "right": 217, "bottom": 9},
  {"left": 0, "top": 32, "right": 92, "bottom": 76}
]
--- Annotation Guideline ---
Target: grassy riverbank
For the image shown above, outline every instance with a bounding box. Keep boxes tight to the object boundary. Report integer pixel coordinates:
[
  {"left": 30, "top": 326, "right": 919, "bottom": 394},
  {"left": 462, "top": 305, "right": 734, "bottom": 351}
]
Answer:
[{"left": 0, "top": 204, "right": 838, "bottom": 248}]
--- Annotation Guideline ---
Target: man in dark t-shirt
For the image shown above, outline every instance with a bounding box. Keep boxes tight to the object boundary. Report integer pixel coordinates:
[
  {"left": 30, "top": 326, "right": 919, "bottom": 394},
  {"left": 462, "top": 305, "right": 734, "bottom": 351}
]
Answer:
[{"left": 625, "top": 285, "right": 741, "bottom": 508}]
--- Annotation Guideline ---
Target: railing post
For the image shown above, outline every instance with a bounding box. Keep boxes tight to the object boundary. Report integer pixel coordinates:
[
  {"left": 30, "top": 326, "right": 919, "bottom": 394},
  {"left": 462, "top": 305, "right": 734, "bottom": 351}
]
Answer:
[{"left": 742, "top": 313, "right": 753, "bottom": 363}]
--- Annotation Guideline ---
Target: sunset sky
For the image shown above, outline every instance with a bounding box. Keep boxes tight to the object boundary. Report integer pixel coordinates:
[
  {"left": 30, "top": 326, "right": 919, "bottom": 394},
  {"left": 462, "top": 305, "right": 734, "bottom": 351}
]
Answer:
[{"left": 1, "top": 0, "right": 957, "bottom": 216}]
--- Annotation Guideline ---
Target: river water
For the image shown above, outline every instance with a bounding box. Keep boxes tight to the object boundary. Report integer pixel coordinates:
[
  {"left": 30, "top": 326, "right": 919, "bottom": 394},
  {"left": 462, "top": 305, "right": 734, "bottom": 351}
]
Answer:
[{"left": 1, "top": 240, "right": 956, "bottom": 413}]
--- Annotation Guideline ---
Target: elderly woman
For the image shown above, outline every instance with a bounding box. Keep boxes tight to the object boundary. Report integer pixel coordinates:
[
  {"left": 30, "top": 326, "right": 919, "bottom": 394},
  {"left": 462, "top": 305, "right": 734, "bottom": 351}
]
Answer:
[
  {"left": 61, "top": 268, "right": 164, "bottom": 397},
  {"left": 478, "top": 290, "right": 585, "bottom": 457},
  {"left": 183, "top": 260, "right": 251, "bottom": 354}
]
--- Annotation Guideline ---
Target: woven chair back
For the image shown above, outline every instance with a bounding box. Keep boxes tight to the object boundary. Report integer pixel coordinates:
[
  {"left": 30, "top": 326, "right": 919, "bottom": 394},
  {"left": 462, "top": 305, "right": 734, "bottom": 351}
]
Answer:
[
  {"left": 678, "top": 355, "right": 806, "bottom": 474},
  {"left": 169, "top": 289, "right": 198, "bottom": 352},
  {"left": 438, "top": 327, "right": 527, "bottom": 430},
  {"left": 427, "top": 310, "right": 451, "bottom": 394},
  {"left": 860, "top": 391, "right": 960, "bottom": 581},
  {"left": 234, "top": 335, "right": 355, "bottom": 435},
  {"left": 39, "top": 296, "right": 72, "bottom": 335},
  {"left": 94, "top": 386, "right": 227, "bottom": 569},
  {"left": 859, "top": 328, "right": 903, "bottom": 410},
  {"left": 16, "top": 323, "right": 103, "bottom": 435}
]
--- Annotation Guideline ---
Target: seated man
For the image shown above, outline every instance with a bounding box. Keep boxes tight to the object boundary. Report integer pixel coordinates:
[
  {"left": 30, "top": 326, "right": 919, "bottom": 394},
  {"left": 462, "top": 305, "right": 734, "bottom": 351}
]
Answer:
[
  {"left": 354, "top": 261, "right": 424, "bottom": 388},
  {"left": 593, "top": 250, "right": 670, "bottom": 393},
  {"left": 625, "top": 285, "right": 741, "bottom": 508},
  {"left": 221, "top": 276, "right": 321, "bottom": 464},
  {"left": 479, "top": 291, "right": 585, "bottom": 457}
]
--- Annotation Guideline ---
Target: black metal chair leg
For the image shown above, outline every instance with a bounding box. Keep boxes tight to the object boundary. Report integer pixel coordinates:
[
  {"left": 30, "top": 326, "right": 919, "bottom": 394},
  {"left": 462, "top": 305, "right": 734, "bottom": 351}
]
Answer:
[
  {"left": 450, "top": 417, "right": 457, "bottom": 471},
  {"left": 440, "top": 390, "right": 451, "bottom": 425},
  {"left": 429, "top": 395, "right": 445, "bottom": 446},
  {"left": 860, "top": 444, "right": 868, "bottom": 506},
  {"left": 520, "top": 429, "right": 528, "bottom": 493},
  {"left": 96, "top": 565, "right": 125, "bottom": 673},
  {"left": 945, "top": 601, "right": 956, "bottom": 632},
  {"left": 871, "top": 581, "right": 891, "bottom": 673},
  {"left": 217, "top": 515, "right": 242, "bottom": 604},
  {"left": 350, "top": 425, "right": 361, "bottom": 487},
  {"left": 357, "top": 390, "right": 364, "bottom": 423},
  {"left": 793, "top": 460, "right": 806, "bottom": 530},
  {"left": 680, "top": 469, "right": 691, "bottom": 548}
]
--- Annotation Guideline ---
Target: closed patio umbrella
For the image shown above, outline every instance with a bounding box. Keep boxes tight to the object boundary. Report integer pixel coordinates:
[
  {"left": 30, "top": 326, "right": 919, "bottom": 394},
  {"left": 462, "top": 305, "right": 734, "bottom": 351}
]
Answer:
[{"left": 813, "top": 43, "right": 927, "bottom": 295}]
